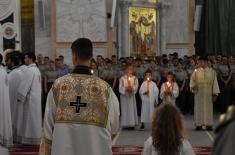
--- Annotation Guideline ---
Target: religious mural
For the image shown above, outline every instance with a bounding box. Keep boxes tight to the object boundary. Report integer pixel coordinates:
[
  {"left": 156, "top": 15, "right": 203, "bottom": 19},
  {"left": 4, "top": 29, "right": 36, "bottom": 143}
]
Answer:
[
  {"left": 148, "top": 0, "right": 157, "bottom": 3},
  {"left": 129, "top": 7, "right": 157, "bottom": 57}
]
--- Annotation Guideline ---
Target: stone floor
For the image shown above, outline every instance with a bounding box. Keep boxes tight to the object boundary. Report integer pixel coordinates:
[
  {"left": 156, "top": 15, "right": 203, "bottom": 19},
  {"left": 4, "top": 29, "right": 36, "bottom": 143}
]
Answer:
[{"left": 114, "top": 114, "right": 219, "bottom": 147}]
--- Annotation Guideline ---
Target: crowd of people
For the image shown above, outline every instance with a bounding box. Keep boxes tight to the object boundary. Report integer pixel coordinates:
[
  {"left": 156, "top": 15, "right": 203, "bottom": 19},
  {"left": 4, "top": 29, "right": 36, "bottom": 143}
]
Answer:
[
  {"left": 0, "top": 38, "right": 235, "bottom": 154},
  {"left": 36, "top": 53, "right": 235, "bottom": 115}
]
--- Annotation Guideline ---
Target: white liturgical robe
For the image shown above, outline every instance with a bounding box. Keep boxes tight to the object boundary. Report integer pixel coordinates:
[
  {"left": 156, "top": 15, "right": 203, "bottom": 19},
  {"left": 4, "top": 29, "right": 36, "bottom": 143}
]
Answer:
[
  {"left": 139, "top": 81, "right": 159, "bottom": 123},
  {"left": 160, "top": 82, "right": 179, "bottom": 105},
  {"left": 15, "top": 65, "right": 28, "bottom": 142},
  {"left": 17, "top": 63, "right": 42, "bottom": 145},
  {"left": 0, "top": 66, "right": 12, "bottom": 146},
  {"left": 39, "top": 73, "right": 120, "bottom": 155},
  {"left": 190, "top": 67, "right": 220, "bottom": 126},
  {"left": 8, "top": 67, "right": 23, "bottom": 136},
  {"left": 119, "top": 75, "right": 139, "bottom": 127}
]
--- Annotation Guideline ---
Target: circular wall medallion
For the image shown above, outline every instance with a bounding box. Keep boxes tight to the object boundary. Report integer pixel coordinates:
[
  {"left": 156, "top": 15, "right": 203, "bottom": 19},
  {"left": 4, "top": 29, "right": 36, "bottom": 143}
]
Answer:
[
  {"left": 2, "top": 23, "right": 16, "bottom": 39},
  {"left": 0, "top": 0, "right": 13, "bottom": 20}
]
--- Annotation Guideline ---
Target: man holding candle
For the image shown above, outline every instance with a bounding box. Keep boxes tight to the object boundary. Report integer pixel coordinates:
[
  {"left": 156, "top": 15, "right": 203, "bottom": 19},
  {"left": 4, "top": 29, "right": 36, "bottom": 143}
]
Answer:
[
  {"left": 139, "top": 70, "right": 159, "bottom": 129},
  {"left": 119, "top": 66, "right": 139, "bottom": 129},
  {"left": 190, "top": 56, "right": 220, "bottom": 131}
]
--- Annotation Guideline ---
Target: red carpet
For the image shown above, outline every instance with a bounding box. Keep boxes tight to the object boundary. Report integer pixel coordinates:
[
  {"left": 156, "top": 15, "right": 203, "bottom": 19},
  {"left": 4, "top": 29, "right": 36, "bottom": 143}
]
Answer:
[
  {"left": 10, "top": 146, "right": 39, "bottom": 155},
  {"left": 112, "top": 146, "right": 212, "bottom": 155},
  {"left": 9, "top": 145, "right": 212, "bottom": 155}
]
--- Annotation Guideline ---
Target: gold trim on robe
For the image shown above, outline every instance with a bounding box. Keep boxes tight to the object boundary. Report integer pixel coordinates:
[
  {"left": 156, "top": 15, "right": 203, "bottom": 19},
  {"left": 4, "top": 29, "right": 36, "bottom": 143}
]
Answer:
[
  {"left": 52, "top": 74, "right": 110, "bottom": 128},
  {"left": 39, "top": 132, "right": 52, "bottom": 155}
]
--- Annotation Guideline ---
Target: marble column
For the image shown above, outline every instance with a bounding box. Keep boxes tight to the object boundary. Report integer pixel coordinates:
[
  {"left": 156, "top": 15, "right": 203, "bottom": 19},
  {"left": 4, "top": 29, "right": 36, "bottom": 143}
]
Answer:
[
  {"left": 34, "top": 0, "right": 51, "bottom": 57},
  {"left": 15, "top": 0, "right": 21, "bottom": 50},
  {"left": 117, "top": 9, "right": 122, "bottom": 58},
  {"left": 158, "top": 0, "right": 171, "bottom": 55},
  {"left": 119, "top": 1, "right": 131, "bottom": 57},
  {"left": 0, "top": 25, "right": 3, "bottom": 52}
]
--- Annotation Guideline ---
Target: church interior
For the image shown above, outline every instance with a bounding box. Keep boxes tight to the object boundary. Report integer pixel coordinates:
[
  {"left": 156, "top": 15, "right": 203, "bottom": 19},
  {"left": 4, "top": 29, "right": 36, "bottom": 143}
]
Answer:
[{"left": 0, "top": 0, "right": 235, "bottom": 155}]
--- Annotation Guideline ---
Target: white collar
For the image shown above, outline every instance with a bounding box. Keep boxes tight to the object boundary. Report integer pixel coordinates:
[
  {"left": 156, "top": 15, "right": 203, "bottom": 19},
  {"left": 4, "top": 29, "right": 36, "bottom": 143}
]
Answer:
[{"left": 28, "top": 63, "right": 37, "bottom": 67}]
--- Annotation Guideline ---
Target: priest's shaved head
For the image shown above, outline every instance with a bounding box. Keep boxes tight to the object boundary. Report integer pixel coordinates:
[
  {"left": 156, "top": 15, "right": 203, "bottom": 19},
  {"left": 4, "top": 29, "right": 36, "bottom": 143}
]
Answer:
[{"left": 71, "top": 38, "right": 93, "bottom": 66}]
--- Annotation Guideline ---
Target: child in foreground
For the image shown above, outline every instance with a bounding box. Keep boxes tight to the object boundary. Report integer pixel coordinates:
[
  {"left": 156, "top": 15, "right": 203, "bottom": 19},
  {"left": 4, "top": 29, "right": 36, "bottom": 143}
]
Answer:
[{"left": 142, "top": 104, "right": 195, "bottom": 155}]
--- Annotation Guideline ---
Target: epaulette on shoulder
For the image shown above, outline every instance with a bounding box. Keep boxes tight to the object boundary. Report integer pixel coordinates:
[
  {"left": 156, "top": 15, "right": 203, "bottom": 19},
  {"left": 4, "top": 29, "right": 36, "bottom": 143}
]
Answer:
[{"left": 215, "top": 105, "right": 235, "bottom": 133}]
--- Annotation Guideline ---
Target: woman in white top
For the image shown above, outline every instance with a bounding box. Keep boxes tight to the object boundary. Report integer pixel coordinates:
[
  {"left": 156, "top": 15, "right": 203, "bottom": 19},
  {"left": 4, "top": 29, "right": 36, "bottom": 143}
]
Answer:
[
  {"left": 142, "top": 104, "right": 195, "bottom": 155},
  {"left": 160, "top": 72, "right": 179, "bottom": 105}
]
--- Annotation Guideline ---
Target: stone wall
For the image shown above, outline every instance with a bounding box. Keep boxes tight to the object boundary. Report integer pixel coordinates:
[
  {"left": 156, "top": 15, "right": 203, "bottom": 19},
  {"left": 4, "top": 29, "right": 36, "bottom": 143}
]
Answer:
[
  {"left": 34, "top": 0, "right": 51, "bottom": 57},
  {"left": 35, "top": 0, "right": 114, "bottom": 63},
  {"left": 164, "top": 0, "right": 195, "bottom": 56},
  {"left": 34, "top": 0, "right": 195, "bottom": 59}
]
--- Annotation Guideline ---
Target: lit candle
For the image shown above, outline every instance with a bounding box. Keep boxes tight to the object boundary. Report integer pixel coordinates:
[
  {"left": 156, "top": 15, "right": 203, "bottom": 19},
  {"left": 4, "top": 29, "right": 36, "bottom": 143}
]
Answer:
[
  {"left": 91, "top": 69, "right": 94, "bottom": 74},
  {"left": 194, "top": 69, "right": 198, "bottom": 82},
  {"left": 147, "top": 77, "right": 150, "bottom": 91},
  {"left": 166, "top": 81, "right": 171, "bottom": 88},
  {"left": 192, "top": 69, "right": 198, "bottom": 93},
  {"left": 128, "top": 76, "right": 131, "bottom": 87}
]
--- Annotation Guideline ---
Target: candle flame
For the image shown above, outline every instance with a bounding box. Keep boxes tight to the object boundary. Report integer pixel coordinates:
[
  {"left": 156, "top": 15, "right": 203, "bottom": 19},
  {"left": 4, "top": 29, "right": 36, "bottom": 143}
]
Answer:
[
  {"left": 166, "top": 82, "right": 171, "bottom": 87},
  {"left": 128, "top": 77, "right": 131, "bottom": 81},
  {"left": 147, "top": 77, "right": 150, "bottom": 81},
  {"left": 91, "top": 69, "right": 94, "bottom": 74}
]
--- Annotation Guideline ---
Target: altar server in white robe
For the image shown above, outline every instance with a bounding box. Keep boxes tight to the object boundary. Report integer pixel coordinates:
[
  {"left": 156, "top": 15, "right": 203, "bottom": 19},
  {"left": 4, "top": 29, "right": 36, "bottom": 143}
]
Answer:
[
  {"left": 139, "top": 70, "right": 159, "bottom": 129},
  {"left": 17, "top": 52, "right": 42, "bottom": 145},
  {"left": 39, "top": 38, "right": 120, "bottom": 155},
  {"left": 160, "top": 72, "right": 179, "bottom": 105},
  {"left": 6, "top": 51, "right": 23, "bottom": 138},
  {"left": 0, "top": 54, "right": 13, "bottom": 147},
  {"left": 119, "top": 66, "right": 139, "bottom": 128}
]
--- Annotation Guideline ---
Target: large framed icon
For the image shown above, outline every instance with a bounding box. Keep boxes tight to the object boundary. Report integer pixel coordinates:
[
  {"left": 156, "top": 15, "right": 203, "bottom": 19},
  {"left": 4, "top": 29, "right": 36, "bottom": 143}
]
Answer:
[{"left": 129, "top": 6, "right": 158, "bottom": 57}]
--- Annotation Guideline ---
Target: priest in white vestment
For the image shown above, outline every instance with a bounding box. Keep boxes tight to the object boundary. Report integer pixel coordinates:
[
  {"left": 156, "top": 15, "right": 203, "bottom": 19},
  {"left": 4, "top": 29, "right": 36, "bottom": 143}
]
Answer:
[
  {"left": 6, "top": 52, "right": 23, "bottom": 139},
  {"left": 17, "top": 53, "right": 42, "bottom": 145},
  {"left": 160, "top": 72, "right": 179, "bottom": 105},
  {"left": 119, "top": 66, "right": 139, "bottom": 128},
  {"left": 190, "top": 57, "right": 220, "bottom": 130},
  {"left": 139, "top": 70, "right": 159, "bottom": 129},
  {"left": 0, "top": 62, "right": 13, "bottom": 147},
  {"left": 15, "top": 57, "right": 28, "bottom": 142},
  {"left": 39, "top": 38, "right": 120, "bottom": 155}
]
